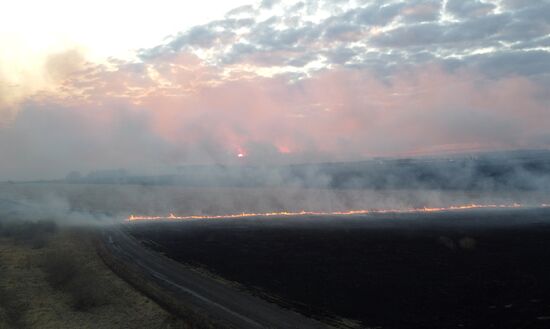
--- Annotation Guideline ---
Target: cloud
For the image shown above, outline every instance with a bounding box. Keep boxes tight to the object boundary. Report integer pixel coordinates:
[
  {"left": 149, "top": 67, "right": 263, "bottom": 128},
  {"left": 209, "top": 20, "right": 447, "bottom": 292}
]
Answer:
[
  {"left": 371, "top": 22, "right": 444, "bottom": 47},
  {"left": 260, "top": 0, "right": 279, "bottom": 10},
  {"left": 445, "top": 0, "right": 496, "bottom": 18},
  {"left": 354, "top": 2, "right": 405, "bottom": 26},
  {"left": 401, "top": 1, "right": 442, "bottom": 22},
  {"left": 226, "top": 4, "right": 257, "bottom": 17},
  {"left": 136, "top": 0, "right": 549, "bottom": 74},
  {"left": 471, "top": 50, "right": 550, "bottom": 77}
]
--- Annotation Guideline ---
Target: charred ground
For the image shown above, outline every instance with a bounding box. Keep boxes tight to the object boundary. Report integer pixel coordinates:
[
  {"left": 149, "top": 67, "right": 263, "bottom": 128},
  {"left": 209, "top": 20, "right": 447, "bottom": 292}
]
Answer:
[{"left": 127, "top": 208, "right": 550, "bottom": 329}]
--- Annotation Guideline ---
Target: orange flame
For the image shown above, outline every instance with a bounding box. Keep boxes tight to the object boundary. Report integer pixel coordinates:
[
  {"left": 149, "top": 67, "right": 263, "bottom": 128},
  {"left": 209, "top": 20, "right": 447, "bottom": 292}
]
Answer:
[{"left": 126, "top": 203, "right": 549, "bottom": 222}]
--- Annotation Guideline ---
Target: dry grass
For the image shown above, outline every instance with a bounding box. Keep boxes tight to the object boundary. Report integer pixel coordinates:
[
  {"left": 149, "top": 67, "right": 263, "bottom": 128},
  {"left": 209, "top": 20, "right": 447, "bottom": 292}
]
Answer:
[{"left": 0, "top": 226, "right": 189, "bottom": 329}]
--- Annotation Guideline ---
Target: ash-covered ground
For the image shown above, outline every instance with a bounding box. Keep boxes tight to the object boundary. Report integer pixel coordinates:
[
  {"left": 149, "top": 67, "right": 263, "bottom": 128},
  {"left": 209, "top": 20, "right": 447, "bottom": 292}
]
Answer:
[{"left": 127, "top": 208, "right": 550, "bottom": 329}]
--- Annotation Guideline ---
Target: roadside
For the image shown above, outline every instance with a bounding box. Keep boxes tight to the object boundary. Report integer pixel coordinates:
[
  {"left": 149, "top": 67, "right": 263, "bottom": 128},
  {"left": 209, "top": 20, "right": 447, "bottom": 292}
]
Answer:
[{"left": 0, "top": 222, "right": 188, "bottom": 329}]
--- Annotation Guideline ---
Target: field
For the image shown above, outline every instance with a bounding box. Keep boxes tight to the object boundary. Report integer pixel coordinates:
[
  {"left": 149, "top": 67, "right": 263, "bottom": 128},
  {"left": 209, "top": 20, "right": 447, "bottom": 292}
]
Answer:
[
  {"left": 127, "top": 208, "right": 550, "bottom": 329},
  {"left": 0, "top": 224, "right": 187, "bottom": 329},
  {"left": 2, "top": 170, "right": 550, "bottom": 328}
]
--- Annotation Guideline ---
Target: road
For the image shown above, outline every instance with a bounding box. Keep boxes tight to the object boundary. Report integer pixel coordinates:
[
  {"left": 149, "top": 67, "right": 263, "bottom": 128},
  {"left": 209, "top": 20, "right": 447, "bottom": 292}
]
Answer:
[{"left": 102, "top": 226, "right": 331, "bottom": 329}]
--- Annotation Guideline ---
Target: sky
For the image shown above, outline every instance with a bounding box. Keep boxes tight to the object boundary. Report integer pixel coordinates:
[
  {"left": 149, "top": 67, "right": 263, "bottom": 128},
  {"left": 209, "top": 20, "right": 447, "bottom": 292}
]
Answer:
[{"left": 0, "top": 0, "right": 549, "bottom": 180}]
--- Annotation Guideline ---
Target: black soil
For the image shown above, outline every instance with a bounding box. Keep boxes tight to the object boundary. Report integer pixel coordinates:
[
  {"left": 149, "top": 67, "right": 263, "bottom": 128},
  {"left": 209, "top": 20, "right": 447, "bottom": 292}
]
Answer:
[{"left": 126, "top": 208, "right": 550, "bottom": 328}]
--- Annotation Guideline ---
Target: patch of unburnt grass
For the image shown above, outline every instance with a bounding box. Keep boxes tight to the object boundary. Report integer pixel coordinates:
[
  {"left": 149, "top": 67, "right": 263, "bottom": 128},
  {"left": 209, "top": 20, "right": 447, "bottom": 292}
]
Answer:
[{"left": 41, "top": 246, "right": 109, "bottom": 311}]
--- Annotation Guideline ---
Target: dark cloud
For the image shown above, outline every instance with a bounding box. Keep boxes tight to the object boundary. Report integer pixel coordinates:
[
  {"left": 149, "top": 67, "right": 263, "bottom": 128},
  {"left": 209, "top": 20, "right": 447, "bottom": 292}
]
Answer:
[
  {"left": 373, "top": 13, "right": 513, "bottom": 48},
  {"left": 285, "top": 53, "right": 319, "bottom": 67},
  {"left": 134, "top": 0, "right": 549, "bottom": 77},
  {"left": 218, "top": 17, "right": 256, "bottom": 30},
  {"left": 501, "top": 0, "right": 547, "bottom": 10},
  {"left": 324, "top": 46, "right": 358, "bottom": 65},
  {"left": 223, "top": 43, "right": 258, "bottom": 64},
  {"left": 401, "top": 1, "right": 442, "bottom": 22},
  {"left": 501, "top": 2, "right": 550, "bottom": 41},
  {"left": 168, "top": 25, "right": 235, "bottom": 50},
  {"left": 225, "top": 5, "right": 257, "bottom": 17},
  {"left": 511, "top": 35, "right": 550, "bottom": 50},
  {"left": 323, "top": 22, "right": 361, "bottom": 41},
  {"left": 444, "top": 13, "right": 511, "bottom": 43},
  {"left": 472, "top": 50, "right": 550, "bottom": 78},
  {"left": 354, "top": 2, "right": 405, "bottom": 26},
  {"left": 260, "top": 0, "right": 280, "bottom": 9},
  {"left": 445, "top": 0, "right": 496, "bottom": 18},
  {"left": 372, "top": 22, "right": 445, "bottom": 47}
]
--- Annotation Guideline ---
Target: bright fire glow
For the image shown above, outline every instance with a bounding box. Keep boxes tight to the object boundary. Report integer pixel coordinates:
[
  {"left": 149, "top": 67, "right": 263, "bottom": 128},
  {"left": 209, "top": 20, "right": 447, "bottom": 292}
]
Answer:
[{"left": 126, "top": 203, "right": 549, "bottom": 222}]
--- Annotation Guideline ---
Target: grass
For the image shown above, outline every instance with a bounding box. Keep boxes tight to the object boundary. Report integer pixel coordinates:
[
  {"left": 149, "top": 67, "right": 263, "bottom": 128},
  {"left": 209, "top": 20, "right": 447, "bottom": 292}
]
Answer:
[
  {"left": 0, "top": 219, "right": 58, "bottom": 248},
  {"left": 41, "top": 249, "right": 109, "bottom": 311},
  {"left": 0, "top": 221, "right": 191, "bottom": 329},
  {"left": 0, "top": 286, "right": 26, "bottom": 328}
]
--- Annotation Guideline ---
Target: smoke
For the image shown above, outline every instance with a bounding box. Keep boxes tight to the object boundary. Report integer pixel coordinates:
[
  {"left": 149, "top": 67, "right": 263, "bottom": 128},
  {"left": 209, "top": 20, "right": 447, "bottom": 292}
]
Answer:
[
  {"left": 0, "top": 184, "right": 115, "bottom": 226},
  {"left": 1, "top": 159, "right": 549, "bottom": 226},
  {"left": 0, "top": 2, "right": 548, "bottom": 224},
  {"left": 0, "top": 63, "right": 548, "bottom": 181}
]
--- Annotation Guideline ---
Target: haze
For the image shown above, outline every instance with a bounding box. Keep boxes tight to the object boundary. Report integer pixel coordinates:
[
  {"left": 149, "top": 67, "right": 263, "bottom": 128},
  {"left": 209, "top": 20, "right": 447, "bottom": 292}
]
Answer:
[{"left": 1, "top": 0, "right": 549, "bottom": 181}]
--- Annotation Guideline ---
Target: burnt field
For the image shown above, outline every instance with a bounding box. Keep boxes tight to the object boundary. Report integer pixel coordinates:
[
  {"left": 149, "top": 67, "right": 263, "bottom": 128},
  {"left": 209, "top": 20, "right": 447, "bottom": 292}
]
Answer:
[{"left": 126, "top": 208, "right": 550, "bottom": 329}]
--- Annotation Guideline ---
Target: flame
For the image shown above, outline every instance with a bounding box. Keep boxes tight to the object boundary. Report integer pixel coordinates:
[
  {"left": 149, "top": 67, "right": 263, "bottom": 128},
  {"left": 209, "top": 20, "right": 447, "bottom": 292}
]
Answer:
[
  {"left": 126, "top": 203, "right": 549, "bottom": 222},
  {"left": 235, "top": 146, "right": 246, "bottom": 158}
]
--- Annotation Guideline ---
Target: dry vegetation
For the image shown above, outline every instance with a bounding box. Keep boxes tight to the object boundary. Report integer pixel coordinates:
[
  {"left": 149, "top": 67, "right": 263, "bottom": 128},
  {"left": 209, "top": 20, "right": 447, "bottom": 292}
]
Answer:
[{"left": 0, "top": 220, "right": 189, "bottom": 329}]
